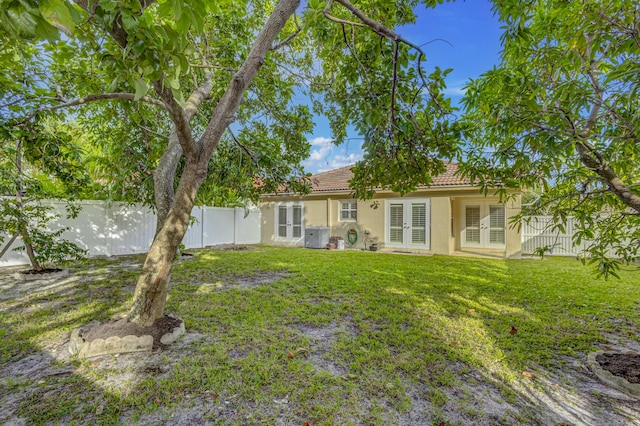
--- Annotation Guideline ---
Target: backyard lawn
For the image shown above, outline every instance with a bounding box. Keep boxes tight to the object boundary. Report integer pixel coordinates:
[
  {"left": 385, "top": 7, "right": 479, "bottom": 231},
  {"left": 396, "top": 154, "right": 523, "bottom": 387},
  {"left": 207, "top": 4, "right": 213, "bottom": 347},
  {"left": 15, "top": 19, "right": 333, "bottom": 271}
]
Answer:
[{"left": 1, "top": 246, "right": 639, "bottom": 425}]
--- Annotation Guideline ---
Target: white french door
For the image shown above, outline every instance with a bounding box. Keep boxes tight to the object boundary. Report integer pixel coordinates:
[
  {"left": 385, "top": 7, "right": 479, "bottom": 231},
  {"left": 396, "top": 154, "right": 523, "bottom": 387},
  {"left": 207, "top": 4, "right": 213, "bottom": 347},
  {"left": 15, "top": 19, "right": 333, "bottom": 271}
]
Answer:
[
  {"left": 386, "top": 198, "right": 430, "bottom": 249},
  {"left": 275, "top": 202, "right": 304, "bottom": 242},
  {"left": 461, "top": 201, "right": 505, "bottom": 249}
]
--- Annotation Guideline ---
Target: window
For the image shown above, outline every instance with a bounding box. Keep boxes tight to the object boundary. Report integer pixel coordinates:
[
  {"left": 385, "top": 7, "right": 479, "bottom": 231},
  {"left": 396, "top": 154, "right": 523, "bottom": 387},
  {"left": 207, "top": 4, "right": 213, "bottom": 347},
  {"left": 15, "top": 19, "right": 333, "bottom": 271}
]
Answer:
[{"left": 340, "top": 201, "right": 357, "bottom": 221}]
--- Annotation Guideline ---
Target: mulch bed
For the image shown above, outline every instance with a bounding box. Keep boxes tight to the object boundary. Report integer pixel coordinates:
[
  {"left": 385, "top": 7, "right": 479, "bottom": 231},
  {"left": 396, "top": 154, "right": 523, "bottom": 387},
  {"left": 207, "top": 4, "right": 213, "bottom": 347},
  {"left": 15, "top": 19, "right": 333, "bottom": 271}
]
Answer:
[
  {"left": 596, "top": 352, "right": 640, "bottom": 384},
  {"left": 81, "top": 315, "right": 182, "bottom": 350}
]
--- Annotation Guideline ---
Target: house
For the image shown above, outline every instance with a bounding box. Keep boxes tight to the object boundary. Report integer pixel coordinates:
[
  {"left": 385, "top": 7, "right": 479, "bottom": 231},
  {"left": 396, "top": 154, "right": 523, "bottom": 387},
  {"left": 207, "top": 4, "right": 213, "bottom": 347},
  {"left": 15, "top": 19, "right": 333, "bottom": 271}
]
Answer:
[{"left": 259, "top": 163, "right": 522, "bottom": 258}]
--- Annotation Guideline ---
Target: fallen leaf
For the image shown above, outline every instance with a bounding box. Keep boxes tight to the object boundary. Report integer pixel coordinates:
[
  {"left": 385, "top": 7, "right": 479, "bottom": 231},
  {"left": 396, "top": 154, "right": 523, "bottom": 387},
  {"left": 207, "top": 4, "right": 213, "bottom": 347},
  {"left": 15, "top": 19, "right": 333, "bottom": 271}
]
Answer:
[
  {"left": 509, "top": 325, "right": 518, "bottom": 335},
  {"left": 468, "top": 309, "right": 476, "bottom": 313},
  {"left": 295, "top": 347, "right": 309, "bottom": 358},
  {"left": 213, "top": 392, "right": 219, "bottom": 401},
  {"left": 287, "top": 352, "right": 294, "bottom": 359},
  {"left": 438, "top": 421, "right": 446, "bottom": 426},
  {"left": 343, "top": 373, "right": 358, "bottom": 380},
  {"left": 522, "top": 371, "right": 535, "bottom": 379},
  {"left": 96, "top": 404, "right": 105, "bottom": 415},
  {"left": 604, "top": 345, "right": 613, "bottom": 350}
]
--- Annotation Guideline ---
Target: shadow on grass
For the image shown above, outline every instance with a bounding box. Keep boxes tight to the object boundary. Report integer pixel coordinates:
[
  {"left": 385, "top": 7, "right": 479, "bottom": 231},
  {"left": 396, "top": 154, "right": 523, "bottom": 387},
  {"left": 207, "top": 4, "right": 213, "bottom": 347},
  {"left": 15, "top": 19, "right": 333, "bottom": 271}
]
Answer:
[{"left": 1, "top": 248, "right": 639, "bottom": 425}]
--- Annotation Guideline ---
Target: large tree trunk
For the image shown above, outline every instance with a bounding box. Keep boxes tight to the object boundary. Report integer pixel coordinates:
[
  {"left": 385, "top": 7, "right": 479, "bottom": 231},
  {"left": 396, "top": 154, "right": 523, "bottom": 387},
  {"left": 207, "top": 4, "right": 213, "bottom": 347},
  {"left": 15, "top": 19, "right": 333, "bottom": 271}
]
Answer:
[
  {"left": 15, "top": 139, "right": 41, "bottom": 271},
  {"left": 129, "top": 161, "right": 205, "bottom": 325},
  {"left": 128, "top": 0, "right": 300, "bottom": 326}
]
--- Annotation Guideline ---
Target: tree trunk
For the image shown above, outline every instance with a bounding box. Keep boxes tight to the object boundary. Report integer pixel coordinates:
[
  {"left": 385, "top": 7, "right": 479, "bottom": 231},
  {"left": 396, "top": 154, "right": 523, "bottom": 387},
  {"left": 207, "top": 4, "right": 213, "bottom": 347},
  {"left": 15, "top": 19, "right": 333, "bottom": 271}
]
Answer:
[
  {"left": 15, "top": 139, "right": 41, "bottom": 271},
  {"left": 154, "top": 76, "right": 214, "bottom": 232},
  {"left": 0, "top": 233, "right": 18, "bottom": 260},
  {"left": 129, "top": 160, "right": 205, "bottom": 326},
  {"left": 153, "top": 133, "right": 182, "bottom": 232},
  {"left": 128, "top": 0, "right": 300, "bottom": 326}
]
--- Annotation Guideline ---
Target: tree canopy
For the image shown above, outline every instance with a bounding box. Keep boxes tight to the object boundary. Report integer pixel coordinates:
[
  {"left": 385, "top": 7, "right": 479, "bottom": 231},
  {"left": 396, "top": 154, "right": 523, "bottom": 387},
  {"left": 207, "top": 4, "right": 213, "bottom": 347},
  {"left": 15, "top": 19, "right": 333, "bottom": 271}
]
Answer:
[
  {"left": 1, "top": 0, "right": 457, "bottom": 325},
  {"left": 459, "top": 0, "right": 640, "bottom": 277},
  {"left": 3, "top": 0, "right": 638, "bottom": 328}
]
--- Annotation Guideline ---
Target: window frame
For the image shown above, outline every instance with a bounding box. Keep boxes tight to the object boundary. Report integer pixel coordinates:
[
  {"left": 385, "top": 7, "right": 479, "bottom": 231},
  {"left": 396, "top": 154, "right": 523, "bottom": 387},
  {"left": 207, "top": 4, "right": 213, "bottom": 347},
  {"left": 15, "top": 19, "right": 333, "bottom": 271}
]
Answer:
[{"left": 339, "top": 200, "right": 358, "bottom": 222}]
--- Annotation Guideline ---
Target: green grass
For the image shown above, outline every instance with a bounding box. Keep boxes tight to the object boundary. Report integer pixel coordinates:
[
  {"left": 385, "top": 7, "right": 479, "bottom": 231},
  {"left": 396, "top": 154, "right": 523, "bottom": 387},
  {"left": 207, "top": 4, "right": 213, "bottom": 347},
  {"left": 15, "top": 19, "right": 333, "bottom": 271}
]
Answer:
[{"left": 1, "top": 246, "right": 639, "bottom": 425}]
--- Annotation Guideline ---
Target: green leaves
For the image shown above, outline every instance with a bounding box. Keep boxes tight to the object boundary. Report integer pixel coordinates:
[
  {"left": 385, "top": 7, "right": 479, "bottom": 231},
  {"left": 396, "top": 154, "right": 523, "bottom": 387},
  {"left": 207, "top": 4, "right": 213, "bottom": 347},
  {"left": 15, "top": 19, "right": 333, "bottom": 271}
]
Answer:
[
  {"left": 38, "top": 0, "right": 76, "bottom": 35},
  {"left": 461, "top": 0, "right": 640, "bottom": 272},
  {"left": 133, "top": 77, "right": 148, "bottom": 101}
]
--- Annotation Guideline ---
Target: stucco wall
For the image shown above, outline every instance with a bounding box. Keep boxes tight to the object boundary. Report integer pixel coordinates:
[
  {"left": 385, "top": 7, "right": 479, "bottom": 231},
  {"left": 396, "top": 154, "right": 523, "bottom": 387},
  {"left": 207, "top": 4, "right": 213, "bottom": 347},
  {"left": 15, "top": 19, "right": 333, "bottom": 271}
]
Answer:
[
  {"left": 260, "top": 188, "right": 522, "bottom": 258},
  {"left": 505, "top": 194, "right": 522, "bottom": 259},
  {"left": 329, "top": 198, "right": 385, "bottom": 249},
  {"left": 430, "top": 196, "right": 453, "bottom": 255}
]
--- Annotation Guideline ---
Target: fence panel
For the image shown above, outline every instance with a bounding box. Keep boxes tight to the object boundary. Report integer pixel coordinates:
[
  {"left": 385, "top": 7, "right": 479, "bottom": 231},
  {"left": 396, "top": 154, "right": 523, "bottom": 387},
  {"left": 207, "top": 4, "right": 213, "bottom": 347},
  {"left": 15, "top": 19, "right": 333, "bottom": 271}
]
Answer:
[
  {"left": 202, "top": 207, "right": 235, "bottom": 246},
  {"left": 235, "top": 208, "right": 262, "bottom": 244},
  {"left": 521, "top": 216, "right": 621, "bottom": 257},
  {"left": 182, "top": 207, "right": 204, "bottom": 249},
  {"left": 108, "top": 203, "right": 157, "bottom": 255},
  {"left": 0, "top": 200, "right": 261, "bottom": 267}
]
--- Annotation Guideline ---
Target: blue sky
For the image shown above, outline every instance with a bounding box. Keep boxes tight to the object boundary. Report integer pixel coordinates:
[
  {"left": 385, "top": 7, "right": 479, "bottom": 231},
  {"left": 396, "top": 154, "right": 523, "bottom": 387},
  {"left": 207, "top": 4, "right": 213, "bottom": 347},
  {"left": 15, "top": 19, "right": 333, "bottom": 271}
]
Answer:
[{"left": 302, "top": 0, "right": 503, "bottom": 174}]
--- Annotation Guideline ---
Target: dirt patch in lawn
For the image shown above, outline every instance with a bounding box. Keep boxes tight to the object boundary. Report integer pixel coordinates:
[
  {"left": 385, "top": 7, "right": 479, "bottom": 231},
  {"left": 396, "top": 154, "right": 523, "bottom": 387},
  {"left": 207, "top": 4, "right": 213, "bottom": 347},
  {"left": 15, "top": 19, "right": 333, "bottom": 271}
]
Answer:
[
  {"left": 193, "top": 270, "right": 290, "bottom": 293},
  {"left": 212, "top": 244, "right": 256, "bottom": 252},
  {"left": 292, "top": 319, "right": 356, "bottom": 377}
]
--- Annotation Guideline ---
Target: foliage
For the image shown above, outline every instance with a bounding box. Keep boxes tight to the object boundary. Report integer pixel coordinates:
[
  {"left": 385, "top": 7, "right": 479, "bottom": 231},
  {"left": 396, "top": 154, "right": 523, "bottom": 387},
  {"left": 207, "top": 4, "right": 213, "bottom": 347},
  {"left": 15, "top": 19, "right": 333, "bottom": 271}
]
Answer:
[
  {"left": 0, "top": 91, "right": 88, "bottom": 269},
  {"left": 0, "top": 198, "right": 87, "bottom": 268},
  {"left": 458, "top": 1, "right": 640, "bottom": 277},
  {"left": 0, "top": 0, "right": 317, "bottom": 207},
  {"left": 304, "top": 0, "right": 461, "bottom": 198}
]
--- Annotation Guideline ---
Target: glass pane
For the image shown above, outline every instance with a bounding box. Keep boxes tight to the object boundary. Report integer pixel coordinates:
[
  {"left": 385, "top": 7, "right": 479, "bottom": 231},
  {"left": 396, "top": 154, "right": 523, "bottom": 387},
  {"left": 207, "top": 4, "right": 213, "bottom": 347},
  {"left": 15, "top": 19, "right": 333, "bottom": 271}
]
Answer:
[
  {"left": 351, "top": 202, "right": 357, "bottom": 210},
  {"left": 389, "top": 204, "right": 404, "bottom": 243},
  {"left": 341, "top": 211, "right": 349, "bottom": 219},
  {"left": 292, "top": 206, "right": 302, "bottom": 238},
  {"left": 278, "top": 206, "right": 287, "bottom": 238},
  {"left": 350, "top": 210, "right": 357, "bottom": 220},
  {"left": 465, "top": 205, "right": 480, "bottom": 244},
  {"left": 411, "top": 203, "right": 426, "bottom": 244},
  {"left": 489, "top": 205, "right": 505, "bottom": 244}
]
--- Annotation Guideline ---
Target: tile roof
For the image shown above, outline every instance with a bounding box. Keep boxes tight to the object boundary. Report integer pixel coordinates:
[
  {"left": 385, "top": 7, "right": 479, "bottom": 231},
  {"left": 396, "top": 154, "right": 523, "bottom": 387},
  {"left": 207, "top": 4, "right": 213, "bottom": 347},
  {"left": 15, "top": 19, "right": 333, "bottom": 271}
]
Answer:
[{"left": 307, "top": 162, "right": 470, "bottom": 193}]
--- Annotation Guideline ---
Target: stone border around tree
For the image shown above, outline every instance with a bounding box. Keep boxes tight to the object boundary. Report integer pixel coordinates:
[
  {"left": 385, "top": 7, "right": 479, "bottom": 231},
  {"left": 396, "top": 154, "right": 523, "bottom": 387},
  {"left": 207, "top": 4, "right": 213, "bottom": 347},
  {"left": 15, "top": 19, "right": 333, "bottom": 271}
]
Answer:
[
  {"left": 587, "top": 350, "right": 640, "bottom": 398},
  {"left": 69, "top": 318, "right": 186, "bottom": 359}
]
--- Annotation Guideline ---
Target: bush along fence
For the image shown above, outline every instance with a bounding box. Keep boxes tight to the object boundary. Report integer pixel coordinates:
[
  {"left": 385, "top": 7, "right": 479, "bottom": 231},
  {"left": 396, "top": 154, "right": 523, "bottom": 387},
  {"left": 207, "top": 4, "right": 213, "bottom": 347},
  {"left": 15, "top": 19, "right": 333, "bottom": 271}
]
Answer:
[{"left": 0, "top": 200, "right": 261, "bottom": 267}]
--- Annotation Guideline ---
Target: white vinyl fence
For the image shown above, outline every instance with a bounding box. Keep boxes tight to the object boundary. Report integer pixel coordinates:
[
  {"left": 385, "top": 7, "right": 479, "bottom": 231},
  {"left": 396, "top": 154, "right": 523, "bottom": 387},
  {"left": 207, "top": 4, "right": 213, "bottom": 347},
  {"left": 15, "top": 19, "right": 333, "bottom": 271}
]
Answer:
[
  {"left": 0, "top": 200, "right": 261, "bottom": 267},
  {"left": 521, "top": 215, "right": 621, "bottom": 257}
]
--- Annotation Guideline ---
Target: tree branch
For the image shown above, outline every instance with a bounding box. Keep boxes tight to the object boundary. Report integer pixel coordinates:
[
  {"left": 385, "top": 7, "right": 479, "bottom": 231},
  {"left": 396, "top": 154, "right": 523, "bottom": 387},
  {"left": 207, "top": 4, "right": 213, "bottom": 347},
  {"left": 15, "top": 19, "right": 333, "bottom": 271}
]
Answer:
[
  {"left": 197, "top": 0, "right": 301, "bottom": 165},
  {"left": 227, "top": 127, "right": 259, "bottom": 168},
  {"left": 19, "top": 93, "right": 167, "bottom": 124},
  {"left": 153, "top": 73, "right": 215, "bottom": 230},
  {"left": 271, "top": 14, "right": 301, "bottom": 50},
  {"left": 151, "top": 81, "right": 198, "bottom": 157}
]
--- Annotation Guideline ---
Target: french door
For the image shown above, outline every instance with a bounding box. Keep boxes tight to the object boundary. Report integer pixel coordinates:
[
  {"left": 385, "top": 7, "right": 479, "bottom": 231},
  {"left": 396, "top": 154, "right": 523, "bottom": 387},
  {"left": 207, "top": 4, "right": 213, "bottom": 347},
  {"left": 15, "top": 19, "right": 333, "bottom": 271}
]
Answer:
[
  {"left": 386, "top": 198, "right": 430, "bottom": 249},
  {"left": 461, "top": 201, "right": 505, "bottom": 248},
  {"left": 275, "top": 202, "right": 304, "bottom": 242}
]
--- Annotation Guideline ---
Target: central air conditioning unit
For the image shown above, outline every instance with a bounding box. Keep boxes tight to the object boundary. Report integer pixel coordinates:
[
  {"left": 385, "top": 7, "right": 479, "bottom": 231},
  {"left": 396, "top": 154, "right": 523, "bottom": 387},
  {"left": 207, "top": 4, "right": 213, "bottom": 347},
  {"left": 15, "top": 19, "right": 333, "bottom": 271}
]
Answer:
[{"left": 305, "top": 226, "right": 330, "bottom": 249}]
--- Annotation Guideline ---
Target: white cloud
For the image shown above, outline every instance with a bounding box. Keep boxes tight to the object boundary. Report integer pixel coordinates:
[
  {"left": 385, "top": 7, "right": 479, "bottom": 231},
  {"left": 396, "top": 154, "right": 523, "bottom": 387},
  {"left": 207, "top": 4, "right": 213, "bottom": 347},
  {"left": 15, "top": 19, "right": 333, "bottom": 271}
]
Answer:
[
  {"left": 302, "top": 136, "right": 363, "bottom": 174},
  {"left": 306, "top": 136, "right": 334, "bottom": 161}
]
